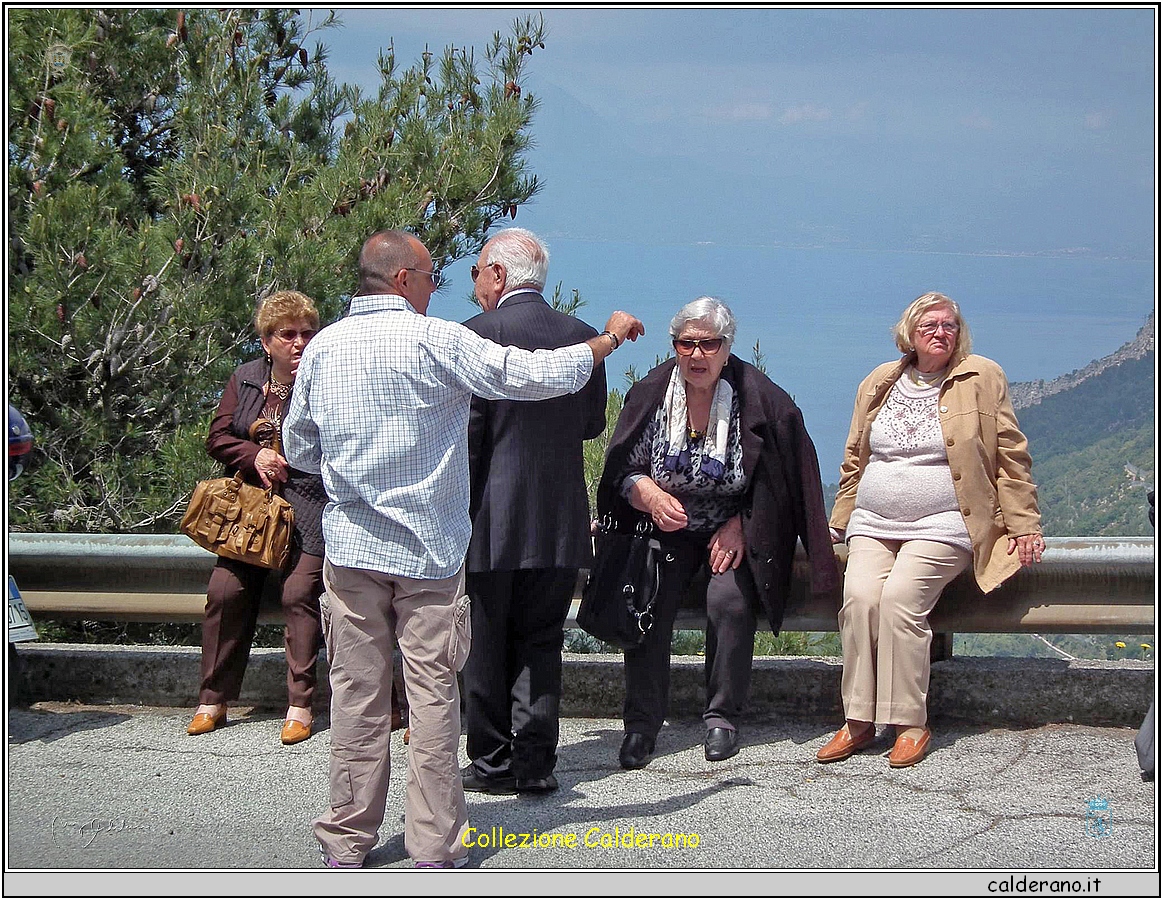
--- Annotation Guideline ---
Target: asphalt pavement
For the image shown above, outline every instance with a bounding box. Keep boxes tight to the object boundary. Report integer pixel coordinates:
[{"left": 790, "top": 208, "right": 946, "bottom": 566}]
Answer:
[{"left": 4, "top": 702, "right": 1158, "bottom": 897}]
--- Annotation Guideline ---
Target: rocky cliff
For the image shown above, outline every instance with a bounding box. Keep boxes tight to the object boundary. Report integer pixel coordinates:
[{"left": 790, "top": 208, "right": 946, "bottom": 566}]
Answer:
[{"left": 1010, "top": 312, "right": 1155, "bottom": 410}]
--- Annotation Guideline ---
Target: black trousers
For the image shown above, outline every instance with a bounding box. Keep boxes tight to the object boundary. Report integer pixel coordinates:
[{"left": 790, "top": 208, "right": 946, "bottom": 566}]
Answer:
[
  {"left": 463, "top": 567, "right": 577, "bottom": 780},
  {"left": 623, "top": 530, "right": 759, "bottom": 739}
]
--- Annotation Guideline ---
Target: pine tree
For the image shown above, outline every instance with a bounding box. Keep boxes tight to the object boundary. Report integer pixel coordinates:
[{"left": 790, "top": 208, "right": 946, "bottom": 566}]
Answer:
[{"left": 8, "top": 9, "right": 548, "bottom": 531}]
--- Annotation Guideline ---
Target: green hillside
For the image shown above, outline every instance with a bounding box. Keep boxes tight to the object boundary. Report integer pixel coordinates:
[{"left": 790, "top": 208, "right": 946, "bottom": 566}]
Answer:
[
  {"left": 1020, "top": 355, "right": 1155, "bottom": 537},
  {"left": 1017, "top": 353, "right": 1153, "bottom": 457}
]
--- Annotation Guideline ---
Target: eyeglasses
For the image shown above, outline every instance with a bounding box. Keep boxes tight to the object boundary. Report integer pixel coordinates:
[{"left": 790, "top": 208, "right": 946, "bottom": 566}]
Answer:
[
  {"left": 470, "top": 262, "right": 499, "bottom": 282},
  {"left": 917, "top": 321, "right": 960, "bottom": 337},
  {"left": 404, "top": 267, "right": 444, "bottom": 289},
  {"left": 672, "top": 337, "right": 725, "bottom": 356},
  {"left": 272, "top": 328, "right": 317, "bottom": 343}
]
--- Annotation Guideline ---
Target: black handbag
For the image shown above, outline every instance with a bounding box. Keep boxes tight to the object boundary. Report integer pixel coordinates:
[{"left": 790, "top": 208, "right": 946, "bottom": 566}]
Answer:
[{"left": 578, "top": 516, "right": 664, "bottom": 650}]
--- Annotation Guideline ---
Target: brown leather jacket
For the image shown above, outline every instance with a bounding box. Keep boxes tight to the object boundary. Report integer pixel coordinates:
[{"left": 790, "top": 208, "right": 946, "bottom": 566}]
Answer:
[
  {"left": 206, "top": 358, "right": 326, "bottom": 557},
  {"left": 830, "top": 352, "right": 1041, "bottom": 593}
]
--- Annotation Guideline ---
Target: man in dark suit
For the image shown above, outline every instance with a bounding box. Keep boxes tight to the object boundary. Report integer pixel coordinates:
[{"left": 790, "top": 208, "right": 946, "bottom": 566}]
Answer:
[{"left": 461, "top": 228, "right": 608, "bottom": 794}]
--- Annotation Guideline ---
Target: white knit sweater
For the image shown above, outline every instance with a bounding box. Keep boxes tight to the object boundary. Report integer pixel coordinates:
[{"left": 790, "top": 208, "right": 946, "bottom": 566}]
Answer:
[{"left": 846, "top": 372, "right": 972, "bottom": 550}]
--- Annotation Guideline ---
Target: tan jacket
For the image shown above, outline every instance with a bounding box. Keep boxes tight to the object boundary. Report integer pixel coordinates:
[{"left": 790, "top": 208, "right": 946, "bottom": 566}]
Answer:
[{"left": 831, "top": 352, "right": 1041, "bottom": 593}]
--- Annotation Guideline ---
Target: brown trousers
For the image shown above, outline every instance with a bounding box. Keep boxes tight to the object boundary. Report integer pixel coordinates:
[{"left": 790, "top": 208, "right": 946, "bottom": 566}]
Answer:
[{"left": 197, "top": 549, "right": 324, "bottom": 708}]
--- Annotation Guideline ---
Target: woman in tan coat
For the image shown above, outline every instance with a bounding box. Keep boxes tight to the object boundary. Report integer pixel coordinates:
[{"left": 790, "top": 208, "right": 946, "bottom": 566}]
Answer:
[{"left": 820, "top": 292, "right": 1043, "bottom": 768}]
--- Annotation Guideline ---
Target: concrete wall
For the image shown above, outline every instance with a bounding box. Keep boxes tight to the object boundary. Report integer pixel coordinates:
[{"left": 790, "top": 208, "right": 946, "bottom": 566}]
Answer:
[{"left": 10, "top": 643, "right": 1154, "bottom": 727}]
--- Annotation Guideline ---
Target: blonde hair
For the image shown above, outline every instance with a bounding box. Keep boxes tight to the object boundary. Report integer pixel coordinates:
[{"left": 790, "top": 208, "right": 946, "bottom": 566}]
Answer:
[
  {"left": 892, "top": 291, "right": 972, "bottom": 355},
  {"left": 255, "top": 290, "right": 320, "bottom": 337}
]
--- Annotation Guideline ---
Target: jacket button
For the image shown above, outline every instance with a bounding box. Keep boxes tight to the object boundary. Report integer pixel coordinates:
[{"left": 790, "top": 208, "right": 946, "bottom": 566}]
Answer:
[
  {"left": 763, "top": 582, "right": 771, "bottom": 591},
  {"left": 962, "top": 508, "right": 970, "bottom": 517},
  {"left": 952, "top": 471, "right": 961, "bottom": 480},
  {"left": 946, "top": 437, "right": 955, "bottom": 446},
  {"left": 766, "top": 556, "right": 774, "bottom": 564},
  {"left": 940, "top": 405, "right": 948, "bottom": 413}
]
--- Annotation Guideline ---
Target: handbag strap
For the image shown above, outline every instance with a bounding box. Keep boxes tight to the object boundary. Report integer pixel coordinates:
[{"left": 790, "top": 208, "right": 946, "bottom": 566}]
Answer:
[{"left": 626, "top": 537, "right": 663, "bottom": 636}]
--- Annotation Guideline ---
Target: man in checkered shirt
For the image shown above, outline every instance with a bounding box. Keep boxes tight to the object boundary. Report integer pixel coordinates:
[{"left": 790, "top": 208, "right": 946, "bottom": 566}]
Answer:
[{"left": 283, "top": 229, "right": 642, "bottom": 869}]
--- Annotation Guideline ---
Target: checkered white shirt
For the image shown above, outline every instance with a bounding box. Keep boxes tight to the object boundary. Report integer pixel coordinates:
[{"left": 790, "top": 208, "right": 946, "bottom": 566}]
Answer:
[{"left": 283, "top": 293, "right": 594, "bottom": 579}]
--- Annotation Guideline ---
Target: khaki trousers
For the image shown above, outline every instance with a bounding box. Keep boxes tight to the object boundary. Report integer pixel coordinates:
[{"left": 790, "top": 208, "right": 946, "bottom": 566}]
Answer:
[
  {"left": 313, "top": 561, "right": 472, "bottom": 865},
  {"left": 838, "top": 537, "right": 972, "bottom": 727}
]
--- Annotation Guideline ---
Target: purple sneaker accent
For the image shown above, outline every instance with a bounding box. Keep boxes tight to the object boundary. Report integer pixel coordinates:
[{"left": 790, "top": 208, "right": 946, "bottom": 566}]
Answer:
[
  {"left": 320, "top": 847, "right": 363, "bottom": 868},
  {"left": 415, "top": 856, "right": 469, "bottom": 869}
]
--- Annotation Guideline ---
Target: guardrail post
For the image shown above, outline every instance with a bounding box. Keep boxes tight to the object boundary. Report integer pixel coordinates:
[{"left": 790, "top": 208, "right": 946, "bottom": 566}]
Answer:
[{"left": 931, "top": 632, "right": 954, "bottom": 661}]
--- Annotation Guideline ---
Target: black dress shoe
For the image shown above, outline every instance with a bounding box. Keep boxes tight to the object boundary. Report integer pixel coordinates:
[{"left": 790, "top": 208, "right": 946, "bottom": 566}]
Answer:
[
  {"left": 515, "top": 773, "right": 559, "bottom": 794},
  {"left": 704, "top": 727, "right": 739, "bottom": 762},
  {"left": 460, "top": 763, "right": 517, "bottom": 795},
  {"left": 619, "top": 733, "right": 655, "bottom": 770}
]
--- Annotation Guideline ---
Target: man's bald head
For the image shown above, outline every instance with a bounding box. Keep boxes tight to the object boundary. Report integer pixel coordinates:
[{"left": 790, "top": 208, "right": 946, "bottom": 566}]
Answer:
[
  {"left": 356, "top": 230, "right": 436, "bottom": 315},
  {"left": 358, "top": 230, "right": 420, "bottom": 295}
]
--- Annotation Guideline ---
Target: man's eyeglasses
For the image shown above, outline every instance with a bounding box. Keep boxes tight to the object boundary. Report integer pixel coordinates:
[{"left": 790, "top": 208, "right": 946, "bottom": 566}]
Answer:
[
  {"left": 672, "top": 337, "right": 725, "bottom": 356},
  {"left": 917, "top": 321, "right": 960, "bottom": 337},
  {"left": 272, "top": 328, "right": 317, "bottom": 343},
  {"left": 404, "top": 267, "right": 444, "bottom": 289}
]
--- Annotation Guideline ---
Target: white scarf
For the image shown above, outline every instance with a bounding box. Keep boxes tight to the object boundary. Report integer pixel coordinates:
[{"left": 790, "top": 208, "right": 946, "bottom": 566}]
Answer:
[{"left": 660, "top": 366, "right": 734, "bottom": 480}]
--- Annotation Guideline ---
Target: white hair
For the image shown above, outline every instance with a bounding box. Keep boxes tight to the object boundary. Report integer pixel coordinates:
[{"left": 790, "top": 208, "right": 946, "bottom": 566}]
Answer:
[
  {"left": 483, "top": 228, "right": 549, "bottom": 291},
  {"left": 669, "top": 296, "right": 736, "bottom": 349}
]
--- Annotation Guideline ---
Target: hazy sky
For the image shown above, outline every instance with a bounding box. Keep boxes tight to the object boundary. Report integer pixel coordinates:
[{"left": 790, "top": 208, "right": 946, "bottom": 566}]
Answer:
[
  {"left": 318, "top": 7, "right": 1155, "bottom": 259},
  {"left": 316, "top": 7, "right": 1156, "bottom": 475}
]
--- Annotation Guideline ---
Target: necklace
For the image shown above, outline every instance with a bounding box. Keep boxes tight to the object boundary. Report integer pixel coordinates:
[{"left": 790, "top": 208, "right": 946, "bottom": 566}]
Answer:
[
  {"left": 686, "top": 411, "right": 706, "bottom": 442},
  {"left": 268, "top": 378, "right": 292, "bottom": 401},
  {"left": 908, "top": 365, "right": 946, "bottom": 388}
]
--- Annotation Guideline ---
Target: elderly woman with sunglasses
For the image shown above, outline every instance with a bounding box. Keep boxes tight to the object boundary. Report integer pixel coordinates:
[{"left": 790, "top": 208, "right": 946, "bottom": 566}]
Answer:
[
  {"left": 821, "top": 292, "right": 1043, "bottom": 769},
  {"left": 186, "top": 290, "right": 328, "bottom": 746},
  {"left": 595, "top": 297, "right": 838, "bottom": 769}
]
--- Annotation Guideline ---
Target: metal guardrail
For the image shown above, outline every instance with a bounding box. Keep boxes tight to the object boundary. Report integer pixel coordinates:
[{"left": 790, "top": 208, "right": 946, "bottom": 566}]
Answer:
[{"left": 7, "top": 533, "right": 1156, "bottom": 634}]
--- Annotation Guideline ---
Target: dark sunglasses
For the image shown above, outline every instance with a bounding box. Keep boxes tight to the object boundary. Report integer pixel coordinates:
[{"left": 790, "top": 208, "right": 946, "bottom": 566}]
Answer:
[
  {"left": 272, "top": 328, "right": 317, "bottom": 343},
  {"left": 470, "top": 262, "right": 500, "bottom": 282},
  {"left": 672, "top": 337, "right": 724, "bottom": 356}
]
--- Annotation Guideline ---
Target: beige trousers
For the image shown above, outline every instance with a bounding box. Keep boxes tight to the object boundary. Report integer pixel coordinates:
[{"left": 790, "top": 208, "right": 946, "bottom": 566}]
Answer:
[
  {"left": 838, "top": 536, "right": 972, "bottom": 727},
  {"left": 313, "top": 560, "right": 472, "bottom": 865}
]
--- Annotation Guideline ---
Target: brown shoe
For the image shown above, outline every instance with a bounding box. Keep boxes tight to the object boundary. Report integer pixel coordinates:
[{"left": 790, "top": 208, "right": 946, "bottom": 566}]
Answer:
[
  {"left": 888, "top": 728, "right": 931, "bottom": 768},
  {"left": 402, "top": 727, "right": 410, "bottom": 745},
  {"left": 186, "top": 709, "right": 226, "bottom": 736},
  {"left": 280, "top": 719, "right": 312, "bottom": 745},
  {"left": 816, "top": 723, "right": 875, "bottom": 763}
]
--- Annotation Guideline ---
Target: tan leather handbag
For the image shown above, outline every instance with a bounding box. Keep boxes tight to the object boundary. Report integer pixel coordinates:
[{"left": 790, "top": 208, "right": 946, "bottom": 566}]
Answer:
[{"left": 180, "top": 472, "right": 294, "bottom": 570}]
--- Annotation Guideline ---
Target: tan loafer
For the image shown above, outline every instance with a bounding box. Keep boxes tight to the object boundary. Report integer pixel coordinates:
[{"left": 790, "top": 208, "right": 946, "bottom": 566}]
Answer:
[
  {"left": 280, "top": 719, "right": 312, "bottom": 745},
  {"left": 816, "top": 724, "right": 875, "bottom": 763},
  {"left": 402, "top": 727, "right": 411, "bottom": 745},
  {"left": 186, "top": 709, "right": 226, "bottom": 735},
  {"left": 888, "top": 728, "right": 931, "bottom": 768}
]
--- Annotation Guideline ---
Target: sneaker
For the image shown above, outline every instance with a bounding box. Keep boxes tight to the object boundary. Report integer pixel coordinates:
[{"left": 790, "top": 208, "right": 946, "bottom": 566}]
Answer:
[
  {"left": 320, "top": 847, "right": 363, "bottom": 869},
  {"left": 415, "top": 856, "right": 469, "bottom": 869}
]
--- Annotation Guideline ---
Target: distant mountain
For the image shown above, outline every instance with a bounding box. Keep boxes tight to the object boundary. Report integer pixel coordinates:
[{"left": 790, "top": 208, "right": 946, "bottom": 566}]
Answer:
[
  {"left": 1010, "top": 312, "right": 1154, "bottom": 410},
  {"left": 1014, "top": 313, "right": 1155, "bottom": 537}
]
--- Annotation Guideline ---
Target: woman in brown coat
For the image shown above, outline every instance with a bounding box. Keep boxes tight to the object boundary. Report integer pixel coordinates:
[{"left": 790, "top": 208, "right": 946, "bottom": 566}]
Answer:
[
  {"left": 821, "top": 292, "right": 1043, "bottom": 768},
  {"left": 186, "top": 291, "right": 327, "bottom": 745}
]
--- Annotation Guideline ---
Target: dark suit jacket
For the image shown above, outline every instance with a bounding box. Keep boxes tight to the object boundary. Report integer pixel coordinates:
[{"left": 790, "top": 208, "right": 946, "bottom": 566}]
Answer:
[
  {"left": 464, "top": 291, "right": 608, "bottom": 572},
  {"left": 595, "top": 355, "right": 838, "bottom": 633}
]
